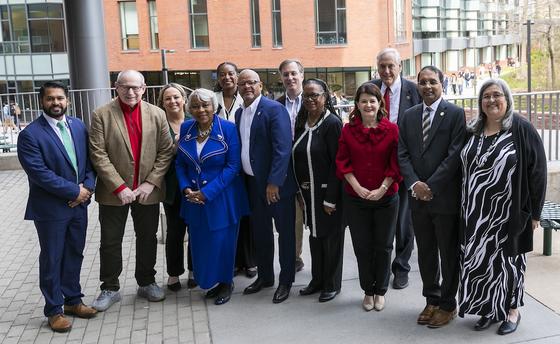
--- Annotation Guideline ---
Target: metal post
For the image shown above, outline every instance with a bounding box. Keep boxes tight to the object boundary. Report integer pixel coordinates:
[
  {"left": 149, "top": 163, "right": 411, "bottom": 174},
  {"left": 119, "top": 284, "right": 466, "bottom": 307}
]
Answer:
[
  {"left": 527, "top": 19, "right": 532, "bottom": 93},
  {"left": 64, "top": 0, "right": 111, "bottom": 127},
  {"left": 161, "top": 49, "right": 169, "bottom": 85}
]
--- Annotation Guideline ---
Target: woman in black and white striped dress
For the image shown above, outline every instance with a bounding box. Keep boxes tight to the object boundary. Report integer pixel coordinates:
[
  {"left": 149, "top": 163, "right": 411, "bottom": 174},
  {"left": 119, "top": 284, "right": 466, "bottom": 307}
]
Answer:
[{"left": 458, "top": 79, "right": 547, "bottom": 335}]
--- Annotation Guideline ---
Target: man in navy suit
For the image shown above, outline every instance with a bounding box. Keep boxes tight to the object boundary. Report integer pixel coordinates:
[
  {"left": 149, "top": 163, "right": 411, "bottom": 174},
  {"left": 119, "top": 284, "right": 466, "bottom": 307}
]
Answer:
[
  {"left": 398, "top": 66, "right": 466, "bottom": 328},
  {"left": 371, "top": 48, "right": 422, "bottom": 290},
  {"left": 235, "top": 69, "right": 298, "bottom": 303},
  {"left": 17, "top": 82, "right": 97, "bottom": 332}
]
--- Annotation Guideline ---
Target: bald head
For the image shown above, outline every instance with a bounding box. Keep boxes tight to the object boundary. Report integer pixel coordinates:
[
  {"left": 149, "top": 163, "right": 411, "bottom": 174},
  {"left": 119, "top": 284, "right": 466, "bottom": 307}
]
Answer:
[{"left": 238, "top": 69, "right": 263, "bottom": 106}]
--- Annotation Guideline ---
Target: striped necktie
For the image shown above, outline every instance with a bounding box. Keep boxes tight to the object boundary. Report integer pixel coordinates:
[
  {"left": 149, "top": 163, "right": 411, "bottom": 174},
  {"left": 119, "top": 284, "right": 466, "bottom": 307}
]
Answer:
[
  {"left": 57, "top": 121, "right": 78, "bottom": 179},
  {"left": 422, "top": 106, "right": 433, "bottom": 146}
]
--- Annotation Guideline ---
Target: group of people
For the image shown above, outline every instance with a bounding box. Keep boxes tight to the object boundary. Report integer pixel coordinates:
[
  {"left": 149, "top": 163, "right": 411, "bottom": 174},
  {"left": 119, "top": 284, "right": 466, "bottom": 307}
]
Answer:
[
  {"left": 16, "top": 47, "right": 546, "bottom": 337},
  {"left": 2, "top": 101, "right": 21, "bottom": 133}
]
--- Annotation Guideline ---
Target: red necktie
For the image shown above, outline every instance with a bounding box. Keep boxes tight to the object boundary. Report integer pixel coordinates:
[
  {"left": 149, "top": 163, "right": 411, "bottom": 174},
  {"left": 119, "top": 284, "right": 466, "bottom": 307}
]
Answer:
[{"left": 384, "top": 88, "right": 391, "bottom": 119}]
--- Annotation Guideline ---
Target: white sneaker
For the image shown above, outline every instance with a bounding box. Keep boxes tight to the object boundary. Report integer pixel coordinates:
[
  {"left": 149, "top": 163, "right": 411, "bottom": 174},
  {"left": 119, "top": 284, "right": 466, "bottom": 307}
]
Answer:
[
  {"left": 137, "top": 283, "right": 165, "bottom": 302},
  {"left": 92, "top": 290, "right": 121, "bottom": 312}
]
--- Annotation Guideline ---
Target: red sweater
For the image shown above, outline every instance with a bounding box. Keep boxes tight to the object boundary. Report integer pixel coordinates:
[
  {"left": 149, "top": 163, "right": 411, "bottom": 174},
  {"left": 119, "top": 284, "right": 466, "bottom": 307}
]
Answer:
[
  {"left": 335, "top": 116, "right": 401, "bottom": 198},
  {"left": 114, "top": 99, "right": 143, "bottom": 194}
]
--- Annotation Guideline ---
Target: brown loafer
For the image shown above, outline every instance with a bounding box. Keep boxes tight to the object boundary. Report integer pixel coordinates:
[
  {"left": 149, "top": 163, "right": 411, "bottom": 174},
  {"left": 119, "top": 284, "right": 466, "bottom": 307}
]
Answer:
[
  {"left": 427, "top": 308, "right": 457, "bottom": 328},
  {"left": 64, "top": 303, "right": 98, "bottom": 319},
  {"left": 48, "top": 314, "right": 72, "bottom": 333},
  {"left": 417, "top": 305, "right": 439, "bottom": 325}
]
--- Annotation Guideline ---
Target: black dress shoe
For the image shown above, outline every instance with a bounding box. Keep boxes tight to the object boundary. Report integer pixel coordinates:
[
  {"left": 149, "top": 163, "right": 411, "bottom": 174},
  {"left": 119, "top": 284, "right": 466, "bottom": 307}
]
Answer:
[
  {"left": 392, "top": 274, "right": 409, "bottom": 289},
  {"left": 295, "top": 259, "right": 304, "bottom": 273},
  {"left": 474, "top": 316, "right": 496, "bottom": 331},
  {"left": 245, "top": 267, "right": 257, "bottom": 279},
  {"left": 243, "top": 278, "right": 274, "bottom": 295},
  {"left": 167, "top": 281, "right": 181, "bottom": 292},
  {"left": 205, "top": 283, "right": 223, "bottom": 299},
  {"left": 273, "top": 284, "right": 291, "bottom": 304},
  {"left": 497, "top": 313, "right": 521, "bottom": 335},
  {"left": 318, "top": 290, "right": 339, "bottom": 303},
  {"left": 215, "top": 283, "right": 234, "bottom": 305},
  {"left": 299, "top": 283, "right": 321, "bottom": 296},
  {"left": 186, "top": 278, "right": 198, "bottom": 289}
]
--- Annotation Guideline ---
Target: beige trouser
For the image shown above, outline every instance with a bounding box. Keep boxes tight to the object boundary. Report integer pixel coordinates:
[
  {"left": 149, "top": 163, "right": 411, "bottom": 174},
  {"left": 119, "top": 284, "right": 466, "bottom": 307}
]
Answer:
[{"left": 295, "top": 200, "right": 304, "bottom": 260}]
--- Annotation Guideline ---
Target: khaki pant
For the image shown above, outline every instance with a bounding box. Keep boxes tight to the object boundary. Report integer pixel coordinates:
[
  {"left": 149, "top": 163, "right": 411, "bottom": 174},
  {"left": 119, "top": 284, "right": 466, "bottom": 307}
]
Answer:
[{"left": 295, "top": 200, "right": 304, "bottom": 261}]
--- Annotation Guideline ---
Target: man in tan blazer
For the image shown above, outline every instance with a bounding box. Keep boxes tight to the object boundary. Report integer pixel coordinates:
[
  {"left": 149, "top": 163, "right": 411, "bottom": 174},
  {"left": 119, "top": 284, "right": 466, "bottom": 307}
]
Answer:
[{"left": 89, "top": 70, "right": 174, "bottom": 311}]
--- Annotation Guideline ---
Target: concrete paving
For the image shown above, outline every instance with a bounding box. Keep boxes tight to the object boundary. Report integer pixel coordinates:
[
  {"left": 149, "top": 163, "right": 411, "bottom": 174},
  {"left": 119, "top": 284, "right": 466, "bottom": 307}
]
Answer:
[{"left": 0, "top": 169, "right": 559, "bottom": 344}]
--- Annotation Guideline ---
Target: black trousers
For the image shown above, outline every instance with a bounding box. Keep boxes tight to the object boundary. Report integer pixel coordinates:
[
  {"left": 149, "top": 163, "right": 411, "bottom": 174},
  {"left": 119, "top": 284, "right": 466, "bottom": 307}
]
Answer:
[
  {"left": 392, "top": 182, "right": 414, "bottom": 276},
  {"left": 247, "top": 177, "right": 295, "bottom": 285},
  {"left": 99, "top": 202, "right": 159, "bottom": 290},
  {"left": 235, "top": 215, "right": 256, "bottom": 269},
  {"left": 163, "top": 192, "right": 193, "bottom": 277},
  {"left": 346, "top": 193, "right": 399, "bottom": 296},
  {"left": 309, "top": 227, "right": 344, "bottom": 292},
  {"left": 411, "top": 205, "right": 459, "bottom": 311}
]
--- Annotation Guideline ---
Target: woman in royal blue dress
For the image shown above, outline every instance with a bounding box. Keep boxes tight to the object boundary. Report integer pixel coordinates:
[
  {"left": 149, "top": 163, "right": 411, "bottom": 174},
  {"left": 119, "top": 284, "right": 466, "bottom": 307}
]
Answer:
[{"left": 176, "top": 88, "right": 249, "bottom": 305}]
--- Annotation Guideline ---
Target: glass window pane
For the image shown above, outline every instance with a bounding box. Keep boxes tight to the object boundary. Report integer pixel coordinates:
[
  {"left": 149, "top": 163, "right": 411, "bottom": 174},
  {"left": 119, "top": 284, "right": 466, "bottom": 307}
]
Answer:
[
  {"left": 29, "top": 20, "right": 49, "bottom": 52},
  {"left": 28, "top": 4, "right": 48, "bottom": 18},
  {"left": 47, "top": 4, "right": 64, "bottom": 18},
  {"left": 2, "top": 21, "right": 10, "bottom": 42},
  {"left": 251, "top": 0, "right": 261, "bottom": 47},
  {"left": 337, "top": 0, "right": 345, "bottom": 8},
  {"left": 273, "top": 12, "right": 282, "bottom": 46},
  {"left": 11, "top": 5, "right": 29, "bottom": 42},
  {"left": 317, "top": 0, "right": 335, "bottom": 31},
  {"left": 48, "top": 20, "right": 66, "bottom": 52},
  {"left": 191, "top": 0, "right": 207, "bottom": 13},
  {"left": 1, "top": 6, "right": 8, "bottom": 20},
  {"left": 337, "top": 9, "right": 346, "bottom": 43},
  {"left": 192, "top": 15, "right": 209, "bottom": 48}
]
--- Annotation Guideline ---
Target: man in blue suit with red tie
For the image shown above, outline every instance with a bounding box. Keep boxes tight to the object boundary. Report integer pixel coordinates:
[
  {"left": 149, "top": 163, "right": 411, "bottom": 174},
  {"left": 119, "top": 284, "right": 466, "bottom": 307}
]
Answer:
[
  {"left": 235, "top": 69, "right": 298, "bottom": 303},
  {"left": 17, "top": 82, "right": 97, "bottom": 333}
]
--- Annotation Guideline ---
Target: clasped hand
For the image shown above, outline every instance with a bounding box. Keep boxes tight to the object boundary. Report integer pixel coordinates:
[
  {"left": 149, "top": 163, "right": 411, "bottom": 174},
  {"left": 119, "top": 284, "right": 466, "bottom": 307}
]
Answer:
[
  {"left": 413, "top": 182, "right": 433, "bottom": 201},
  {"left": 184, "top": 188, "right": 206, "bottom": 205},
  {"left": 352, "top": 184, "right": 386, "bottom": 201},
  {"left": 68, "top": 183, "right": 92, "bottom": 208}
]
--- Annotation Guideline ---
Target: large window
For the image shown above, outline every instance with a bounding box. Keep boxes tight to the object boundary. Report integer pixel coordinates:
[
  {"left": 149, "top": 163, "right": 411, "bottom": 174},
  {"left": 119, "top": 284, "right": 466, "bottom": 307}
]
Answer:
[
  {"left": 315, "top": 0, "right": 346, "bottom": 45},
  {"left": 189, "top": 0, "right": 209, "bottom": 49},
  {"left": 250, "top": 0, "right": 261, "bottom": 47},
  {"left": 28, "top": 3, "right": 65, "bottom": 53},
  {"left": 148, "top": 0, "right": 159, "bottom": 50},
  {"left": 119, "top": 2, "right": 139, "bottom": 50},
  {"left": 271, "top": 0, "right": 282, "bottom": 47},
  {"left": 393, "top": 0, "right": 406, "bottom": 42}
]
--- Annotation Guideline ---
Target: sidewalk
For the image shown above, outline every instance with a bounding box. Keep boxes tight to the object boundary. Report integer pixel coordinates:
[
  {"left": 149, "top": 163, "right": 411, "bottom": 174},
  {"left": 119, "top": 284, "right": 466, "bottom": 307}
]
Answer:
[{"left": 0, "top": 169, "right": 559, "bottom": 344}]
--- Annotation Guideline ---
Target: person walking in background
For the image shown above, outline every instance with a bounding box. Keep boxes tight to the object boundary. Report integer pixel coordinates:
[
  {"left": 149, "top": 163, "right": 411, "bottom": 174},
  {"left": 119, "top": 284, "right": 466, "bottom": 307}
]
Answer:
[
  {"left": 176, "top": 88, "right": 249, "bottom": 305},
  {"left": 89, "top": 70, "right": 174, "bottom": 311},
  {"left": 458, "top": 79, "right": 546, "bottom": 335},
  {"left": 371, "top": 48, "right": 421, "bottom": 290},
  {"left": 214, "top": 61, "right": 257, "bottom": 279},
  {"left": 277, "top": 58, "right": 307, "bottom": 274},
  {"left": 157, "top": 83, "right": 197, "bottom": 291},
  {"left": 398, "top": 66, "right": 466, "bottom": 328},
  {"left": 293, "top": 79, "right": 344, "bottom": 303},
  {"left": 337, "top": 82, "right": 401, "bottom": 312},
  {"left": 17, "top": 81, "right": 97, "bottom": 332},
  {"left": 236, "top": 69, "right": 298, "bottom": 304}
]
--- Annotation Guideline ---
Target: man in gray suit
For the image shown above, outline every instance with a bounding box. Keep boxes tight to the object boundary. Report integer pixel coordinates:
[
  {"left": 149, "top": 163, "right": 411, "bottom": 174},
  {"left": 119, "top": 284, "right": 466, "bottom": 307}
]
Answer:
[
  {"left": 371, "top": 48, "right": 421, "bottom": 289},
  {"left": 398, "top": 65, "right": 466, "bottom": 328}
]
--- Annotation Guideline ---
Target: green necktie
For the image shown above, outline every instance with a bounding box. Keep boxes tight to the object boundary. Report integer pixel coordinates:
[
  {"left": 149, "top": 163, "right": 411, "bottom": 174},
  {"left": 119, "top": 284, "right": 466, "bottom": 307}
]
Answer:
[{"left": 56, "top": 121, "right": 78, "bottom": 179}]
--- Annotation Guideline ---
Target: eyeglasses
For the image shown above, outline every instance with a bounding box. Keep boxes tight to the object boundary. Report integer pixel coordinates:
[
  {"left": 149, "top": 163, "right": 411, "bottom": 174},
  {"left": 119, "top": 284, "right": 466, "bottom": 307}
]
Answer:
[
  {"left": 238, "top": 80, "right": 260, "bottom": 87},
  {"left": 418, "top": 79, "right": 440, "bottom": 86},
  {"left": 303, "top": 93, "right": 324, "bottom": 101},
  {"left": 482, "top": 93, "right": 505, "bottom": 102},
  {"left": 117, "top": 84, "right": 144, "bottom": 92}
]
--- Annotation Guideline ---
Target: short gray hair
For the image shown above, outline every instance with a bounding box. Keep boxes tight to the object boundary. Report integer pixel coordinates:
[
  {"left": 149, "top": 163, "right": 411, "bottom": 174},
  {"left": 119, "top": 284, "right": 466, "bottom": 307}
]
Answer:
[
  {"left": 187, "top": 88, "right": 218, "bottom": 112},
  {"left": 467, "top": 78, "right": 514, "bottom": 134},
  {"left": 116, "top": 70, "right": 145, "bottom": 85},
  {"left": 376, "top": 48, "right": 401, "bottom": 65}
]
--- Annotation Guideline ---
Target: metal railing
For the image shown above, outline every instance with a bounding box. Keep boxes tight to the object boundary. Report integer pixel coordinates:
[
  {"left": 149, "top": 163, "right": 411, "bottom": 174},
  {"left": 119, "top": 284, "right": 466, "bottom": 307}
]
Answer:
[{"left": 2, "top": 88, "right": 560, "bottom": 160}]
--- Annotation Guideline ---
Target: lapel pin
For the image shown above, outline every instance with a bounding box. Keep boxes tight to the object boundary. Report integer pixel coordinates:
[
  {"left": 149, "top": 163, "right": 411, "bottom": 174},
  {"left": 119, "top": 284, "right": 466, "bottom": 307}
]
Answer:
[
  {"left": 217, "top": 134, "right": 223, "bottom": 140},
  {"left": 406, "top": 95, "right": 411, "bottom": 100},
  {"left": 440, "top": 112, "right": 445, "bottom": 117},
  {"left": 257, "top": 111, "right": 261, "bottom": 116},
  {"left": 186, "top": 134, "right": 191, "bottom": 139}
]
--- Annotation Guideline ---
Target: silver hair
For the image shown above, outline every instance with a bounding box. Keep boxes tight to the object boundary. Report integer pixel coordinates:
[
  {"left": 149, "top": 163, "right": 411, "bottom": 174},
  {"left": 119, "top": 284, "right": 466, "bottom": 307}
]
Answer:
[
  {"left": 376, "top": 48, "right": 401, "bottom": 65},
  {"left": 467, "top": 78, "right": 514, "bottom": 134},
  {"left": 238, "top": 69, "right": 261, "bottom": 82},
  {"left": 187, "top": 88, "right": 218, "bottom": 112},
  {"left": 116, "top": 70, "right": 145, "bottom": 85}
]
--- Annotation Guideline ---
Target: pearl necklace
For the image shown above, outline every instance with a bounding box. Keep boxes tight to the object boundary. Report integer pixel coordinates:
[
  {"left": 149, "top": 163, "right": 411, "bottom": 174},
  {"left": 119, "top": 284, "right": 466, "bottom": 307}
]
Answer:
[
  {"left": 474, "top": 130, "right": 501, "bottom": 167},
  {"left": 198, "top": 123, "right": 213, "bottom": 138}
]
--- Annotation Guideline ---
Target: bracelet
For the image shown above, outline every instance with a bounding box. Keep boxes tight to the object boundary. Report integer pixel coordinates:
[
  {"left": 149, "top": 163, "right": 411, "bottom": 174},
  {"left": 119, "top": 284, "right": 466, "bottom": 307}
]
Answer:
[{"left": 380, "top": 184, "right": 388, "bottom": 190}]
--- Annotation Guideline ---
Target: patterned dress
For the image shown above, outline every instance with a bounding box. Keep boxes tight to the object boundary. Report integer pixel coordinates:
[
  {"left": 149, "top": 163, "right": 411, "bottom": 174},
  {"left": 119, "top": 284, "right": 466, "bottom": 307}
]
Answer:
[{"left": 458, "top": 131, "right": 526, "bottom": 321}]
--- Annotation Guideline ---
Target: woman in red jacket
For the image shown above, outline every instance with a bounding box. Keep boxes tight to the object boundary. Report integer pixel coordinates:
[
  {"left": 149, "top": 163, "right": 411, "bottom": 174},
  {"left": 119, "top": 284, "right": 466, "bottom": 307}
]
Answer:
[{"left": 336, "top": 82, "right": 401, "bottom": 312}]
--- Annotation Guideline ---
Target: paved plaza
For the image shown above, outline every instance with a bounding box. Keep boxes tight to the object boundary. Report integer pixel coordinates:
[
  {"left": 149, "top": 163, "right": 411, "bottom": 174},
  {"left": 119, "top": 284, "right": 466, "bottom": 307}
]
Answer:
[{"left": 0, "top": 169, "right": 559, "bottom": 344}]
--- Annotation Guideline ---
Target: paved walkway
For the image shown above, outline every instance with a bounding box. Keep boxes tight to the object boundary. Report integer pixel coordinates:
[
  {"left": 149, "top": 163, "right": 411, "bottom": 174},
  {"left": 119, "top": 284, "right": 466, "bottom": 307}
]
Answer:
[{"left": 0, "top": 169, "right": 559, "bottom": 344}]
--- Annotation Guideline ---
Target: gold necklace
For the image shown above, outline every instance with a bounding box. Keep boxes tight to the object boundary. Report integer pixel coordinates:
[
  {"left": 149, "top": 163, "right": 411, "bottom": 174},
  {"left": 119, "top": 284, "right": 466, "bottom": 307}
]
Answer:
[{"left": 198, "top": 122, "right": 213, "bottom": 138}]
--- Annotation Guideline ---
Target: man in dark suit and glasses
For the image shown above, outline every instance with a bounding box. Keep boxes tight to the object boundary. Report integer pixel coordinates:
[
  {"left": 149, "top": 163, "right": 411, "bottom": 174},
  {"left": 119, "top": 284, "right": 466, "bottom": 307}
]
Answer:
[
  {"left": 236, "top": 69, "right": 298, "bottom": 303},
  {"left": 398, "top": 66, "right": 466, "bottom": 328},
  {"left": 371, "top": 48, "right": 421, "bottom": 289}
]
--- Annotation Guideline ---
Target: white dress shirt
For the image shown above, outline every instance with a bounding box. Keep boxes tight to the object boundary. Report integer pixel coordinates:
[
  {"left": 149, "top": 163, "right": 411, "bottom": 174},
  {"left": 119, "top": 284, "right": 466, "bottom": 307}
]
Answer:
[
  {"left": 380, "top": 76, "right": 402, "bottom": 123},
  {"left": 284, "top": 93, "right": 302, "bottom": 138},
  {"left": 215, "top": 91, "right": 243, "bottom": 122},
  {"left": 239, "top": 95, "right": 262, "bottom": 176},
  {"left": 43, "top": 113, "right": 74, "bottom": 145}
]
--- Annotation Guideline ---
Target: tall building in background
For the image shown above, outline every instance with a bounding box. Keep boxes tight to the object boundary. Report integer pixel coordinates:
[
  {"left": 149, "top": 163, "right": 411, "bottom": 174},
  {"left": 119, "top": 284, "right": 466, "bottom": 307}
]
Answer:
[
  {"left": 412, "top": 0, "right": 520, "bottom": 73},
  {"left": 0, "top": 0, "right": 69, "bottom": 94}
]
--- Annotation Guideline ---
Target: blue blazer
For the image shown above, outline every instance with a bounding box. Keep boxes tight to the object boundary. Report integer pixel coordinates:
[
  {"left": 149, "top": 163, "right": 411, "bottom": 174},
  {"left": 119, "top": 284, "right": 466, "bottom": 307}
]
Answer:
[
  {"left": 17, "top": 114, "right": 96, "bottom": 221},
  {"left": 234, "top": 96, "right": 297, "bottom": 199},
  {"left": 176, "top": 115, "right": 249, "bottom": 230}
]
